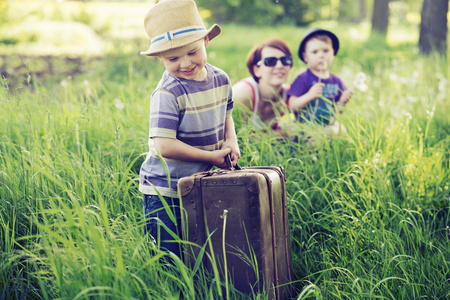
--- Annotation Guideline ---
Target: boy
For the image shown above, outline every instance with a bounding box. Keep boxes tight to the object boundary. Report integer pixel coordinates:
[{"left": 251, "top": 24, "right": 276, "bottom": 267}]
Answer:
[
  {"left": 287, "top": 27, "right": 353, "bottom": 137},
  {"left": 139, "top": 0, "right": 240, "bottom": 257}
]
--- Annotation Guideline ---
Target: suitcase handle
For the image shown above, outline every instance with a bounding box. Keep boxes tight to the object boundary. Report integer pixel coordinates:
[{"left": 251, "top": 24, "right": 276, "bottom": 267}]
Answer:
[{"left": 225, "top": 154, "right": 242, "bottom": 171}]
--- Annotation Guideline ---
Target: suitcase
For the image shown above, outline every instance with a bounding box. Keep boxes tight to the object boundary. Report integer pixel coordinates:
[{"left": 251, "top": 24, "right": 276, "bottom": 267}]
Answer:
[{"left": 178, "top": 165, "right": 293, "bottom": 299}]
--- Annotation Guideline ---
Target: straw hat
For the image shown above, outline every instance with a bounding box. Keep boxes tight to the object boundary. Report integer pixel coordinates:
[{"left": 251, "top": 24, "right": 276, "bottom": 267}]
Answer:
[
  {"left": 298, "top": 27, "right": 339, "bottom": 63},
  {"left": 141, "top": 0, "right": 221, "bottom": 56}
]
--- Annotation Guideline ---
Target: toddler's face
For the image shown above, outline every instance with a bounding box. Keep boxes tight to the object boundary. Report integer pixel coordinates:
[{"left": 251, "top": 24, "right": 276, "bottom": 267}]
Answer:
[
  {"left": 159, "top": 37, "right": 209, "bottom": 81},
  {"left": 303, "top": 37, "right": 334, "bottom": 73}
]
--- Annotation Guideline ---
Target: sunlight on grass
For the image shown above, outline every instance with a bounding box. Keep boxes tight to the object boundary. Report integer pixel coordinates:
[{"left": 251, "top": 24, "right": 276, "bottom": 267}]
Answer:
[{"left": 1, "top": 1, "right": 449, "bottom": 299}]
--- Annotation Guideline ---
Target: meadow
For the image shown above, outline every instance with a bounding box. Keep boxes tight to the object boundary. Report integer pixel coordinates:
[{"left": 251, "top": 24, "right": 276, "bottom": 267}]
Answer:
[{"left": 1, "top": 1, "right": 450, "bottom": 299}]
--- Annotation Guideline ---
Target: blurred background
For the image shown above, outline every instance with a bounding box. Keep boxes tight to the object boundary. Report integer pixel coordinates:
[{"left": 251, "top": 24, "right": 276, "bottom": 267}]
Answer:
[{"left": 0, "top": 0, "right": 447, "bottom": 89}]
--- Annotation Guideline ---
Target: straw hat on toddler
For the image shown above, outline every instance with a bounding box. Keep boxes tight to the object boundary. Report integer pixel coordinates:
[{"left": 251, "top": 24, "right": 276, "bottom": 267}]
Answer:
[{"left": 141, "top": 0, "right": 221, "bottom": 56}]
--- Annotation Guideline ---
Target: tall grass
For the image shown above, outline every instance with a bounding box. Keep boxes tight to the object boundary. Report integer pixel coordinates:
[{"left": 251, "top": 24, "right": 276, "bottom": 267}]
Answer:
[{"left": 1, "top": 23, "right": 449, "bottom": 299}]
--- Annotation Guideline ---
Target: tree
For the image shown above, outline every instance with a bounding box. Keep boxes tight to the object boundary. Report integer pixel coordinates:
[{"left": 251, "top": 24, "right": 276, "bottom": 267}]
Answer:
[
  {"left": 371, "top": 0, "right": 390, "bottom": 38},
  {"left": 418, "top": 0, "right": 449, "bottom": 56}
]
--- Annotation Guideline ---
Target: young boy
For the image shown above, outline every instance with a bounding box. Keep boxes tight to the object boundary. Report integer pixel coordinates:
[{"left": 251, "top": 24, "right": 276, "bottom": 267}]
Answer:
[
  {"left": 287, "top": 27, "right": 353, "bottom": 137},
  {"left": 139, "top": 0, "right": 240, "bottom": 257}
]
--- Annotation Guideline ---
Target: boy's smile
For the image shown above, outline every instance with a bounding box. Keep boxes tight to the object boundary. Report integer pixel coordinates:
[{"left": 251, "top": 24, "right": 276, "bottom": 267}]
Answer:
[{"left": 159, "top": 37, "right": 209, "bottom": 81}]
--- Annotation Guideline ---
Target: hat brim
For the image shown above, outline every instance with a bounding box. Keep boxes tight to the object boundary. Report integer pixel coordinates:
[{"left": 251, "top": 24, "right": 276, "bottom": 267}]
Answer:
[
  {"left": 298, "top": 28, "right": 339, "bottom": 63},
  {"left": 140, "top": 24, "right": 221, "bottom": 56}
]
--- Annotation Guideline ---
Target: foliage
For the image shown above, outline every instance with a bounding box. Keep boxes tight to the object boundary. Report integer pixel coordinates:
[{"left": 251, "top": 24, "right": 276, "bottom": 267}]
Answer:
[
  {"left": 195, "top": 0, "right": 340, "bottom": 26},
  {"left": 196, "top": 0, "right": 284, "bottom": 26},
  {"left": 1, "top": 6, "right": 450, "bottom": 300}
]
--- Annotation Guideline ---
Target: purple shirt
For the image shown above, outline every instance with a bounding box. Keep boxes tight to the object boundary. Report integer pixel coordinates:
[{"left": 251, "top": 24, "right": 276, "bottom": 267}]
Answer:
[{"left": 288, "top": 69, "right": 346, "bottom": 125}]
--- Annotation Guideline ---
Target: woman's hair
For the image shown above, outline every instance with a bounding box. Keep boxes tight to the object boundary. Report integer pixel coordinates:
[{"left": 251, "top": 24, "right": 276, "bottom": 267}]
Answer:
[{"left": 246, "top": 39, "right": 292, "bottom": 82}]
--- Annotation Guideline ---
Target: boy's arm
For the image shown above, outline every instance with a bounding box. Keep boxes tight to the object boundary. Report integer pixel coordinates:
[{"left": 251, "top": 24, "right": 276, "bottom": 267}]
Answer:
[
  {"left": 222, "top": 117, "right": 240, "bottom": 166},
  {"left": 154, "top": 137, "right": 231, "bottom": 168},
  {"left": 288, "top": 82, "right": 324, "bottom": 112},
  {"left": 336, "top": 89, "right": 353, "bottom": 113}
]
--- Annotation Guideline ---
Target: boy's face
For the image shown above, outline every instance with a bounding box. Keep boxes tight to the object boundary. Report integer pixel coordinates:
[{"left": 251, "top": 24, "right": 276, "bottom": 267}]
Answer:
[
  {"left": 159, "top": 37, "right": 209, "bottom": 81},
  {"left": 303, "top": 37, "right": 335, "bottom": 73}
]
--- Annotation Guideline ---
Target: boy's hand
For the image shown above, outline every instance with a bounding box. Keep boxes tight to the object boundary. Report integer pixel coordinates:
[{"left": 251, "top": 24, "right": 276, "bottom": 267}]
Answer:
[
  {"left": 308, "top": 82, "right": 325, "bottom": 99},
  {"left": 222, "top": 139, "right": 241, "bottom": 167},
  {"left": 340, "top": 89, "right": 353, "bottom": 104},
  {"left": 210, "top": 148, "right": 232, "bottom": 169}
]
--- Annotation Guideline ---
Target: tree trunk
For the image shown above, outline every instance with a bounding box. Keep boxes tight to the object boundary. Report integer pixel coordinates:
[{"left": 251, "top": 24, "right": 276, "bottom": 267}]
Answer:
[
  {"left": 358, "top": 0, "right": 367, "bottom": 21},
  {"left": 371, "top": 0, "right": 390, "bottom": 37},
  {"left": 419, "top": 0, "right": 449, "bottom": 55}
]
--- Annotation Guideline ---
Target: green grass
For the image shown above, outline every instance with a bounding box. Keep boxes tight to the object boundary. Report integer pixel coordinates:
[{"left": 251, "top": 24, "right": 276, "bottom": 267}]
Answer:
[{"left": 1, "top": 6, "right": 450, "bottom": 299}]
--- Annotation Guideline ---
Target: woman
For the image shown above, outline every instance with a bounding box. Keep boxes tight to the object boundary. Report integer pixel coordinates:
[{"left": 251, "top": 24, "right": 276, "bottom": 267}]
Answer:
[{"left": 233, "top": 39, "right": 293, "bottom": 134}]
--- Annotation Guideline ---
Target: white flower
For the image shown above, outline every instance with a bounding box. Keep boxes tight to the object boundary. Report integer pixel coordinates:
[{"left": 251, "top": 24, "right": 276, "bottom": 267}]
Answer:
[
  {"left": 389, "top": 73, "right": 398, "bottom": 81},
  {"left": 61, "top": 80, "right": 68, "bottom": 87},
  {"left": 438, "top": 79, "right": 447, "bottom": 92},
  {"left": 115, "top": 98, "right": 124, "bottom": 110},
  {"left": 353, "top": 72, "right": 368, "bottom": 92},
  {"left": 355, "top": 72, "right": 366, "bottom": 82}
]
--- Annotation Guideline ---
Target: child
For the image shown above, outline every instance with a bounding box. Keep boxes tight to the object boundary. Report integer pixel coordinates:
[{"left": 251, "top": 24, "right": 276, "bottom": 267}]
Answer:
[
  {"left": 287, "top": 27, "right": 353, "bottom": 137},
  {"left": 139, "top": 0, "right": 240, "bottom": 257}
]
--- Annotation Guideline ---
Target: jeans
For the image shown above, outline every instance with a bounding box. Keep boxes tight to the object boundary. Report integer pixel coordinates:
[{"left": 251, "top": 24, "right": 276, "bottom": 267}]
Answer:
[{"left": 143, "top": 194, "right": 182, "bottom": 257}]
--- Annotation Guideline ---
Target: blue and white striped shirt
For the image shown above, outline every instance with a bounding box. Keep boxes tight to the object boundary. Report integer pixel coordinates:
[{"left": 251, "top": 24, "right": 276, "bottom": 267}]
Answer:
[{"left": 139, "top": 63, "right": 233, "bottom": 197}]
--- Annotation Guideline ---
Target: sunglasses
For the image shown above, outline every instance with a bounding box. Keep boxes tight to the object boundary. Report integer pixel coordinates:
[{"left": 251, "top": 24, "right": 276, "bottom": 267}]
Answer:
[{"left": 256, "top": 56, "right": 293, "bottom": 67}]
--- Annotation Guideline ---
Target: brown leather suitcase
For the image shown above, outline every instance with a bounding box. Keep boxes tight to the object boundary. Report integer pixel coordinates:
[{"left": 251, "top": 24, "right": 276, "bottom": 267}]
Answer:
[{"left": 178, "top": 165, "right": 293, "bottom": 299}]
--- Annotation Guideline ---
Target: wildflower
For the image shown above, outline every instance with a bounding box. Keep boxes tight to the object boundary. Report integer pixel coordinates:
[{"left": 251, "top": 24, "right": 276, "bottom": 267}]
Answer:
[
  {"left": 83, "top": 80, "right": 90, "bottom": 86},
  {"left": 353, "top": 72, "right": 368, "bottom": 92},
  {"left": 405, "top": 96, "right": 417, "bottom": 103},
  {"left": 61, "top": 80, "right": 68, "bottom": 87},
  {"left": 438, "top": 78, "right": 447, "bottom": 92},
  {"left": 115, "top": 98, "right": 124, "bottom": 110},
  {"left": 389, "top": 73, "right": 398, "bottom": 81}
]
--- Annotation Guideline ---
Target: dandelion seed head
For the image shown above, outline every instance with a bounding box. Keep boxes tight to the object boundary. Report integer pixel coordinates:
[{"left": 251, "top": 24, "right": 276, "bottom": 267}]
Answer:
[
  {"left": 61, "top": 80, "right": 68, "bottom": 87},
  {"left": 357, "top": 83, "right": 368, "bottom": 92},
  {"left": 355, "top": 72, "right": 366, "bottom": 81},
  {"left": 318, "top": 61, "right": 328, "bottom": 70},
  {"left": 115, "top": 98, "right": 124, "bottom": 110},
  {"left": 389, "top": 73, "right": 398, "bottom": 81},
  {"left": 406, "top": 96, "right": 417, "bottom": 103},
  {"left": 438, "top": 79, "right": 447, "bottom": 92},
  {"left": 83, "top": 80, "right": 89, "bottom": 86}
]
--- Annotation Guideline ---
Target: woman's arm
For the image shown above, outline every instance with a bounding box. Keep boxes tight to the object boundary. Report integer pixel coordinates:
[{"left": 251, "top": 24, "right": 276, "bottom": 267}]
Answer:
[{"left": 232, "top": 81, "right": 254, "bottom": 120}]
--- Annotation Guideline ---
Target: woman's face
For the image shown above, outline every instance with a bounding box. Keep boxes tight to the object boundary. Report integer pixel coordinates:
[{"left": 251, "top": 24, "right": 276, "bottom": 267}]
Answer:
[{"left": 254, "top": 46, "right": 292, "bottom": 88}]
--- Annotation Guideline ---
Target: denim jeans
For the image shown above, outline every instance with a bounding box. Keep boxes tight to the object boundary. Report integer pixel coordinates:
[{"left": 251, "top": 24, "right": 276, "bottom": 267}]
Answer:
[{"left": 143, "top": 194, "right": 182, "bottom": 257}]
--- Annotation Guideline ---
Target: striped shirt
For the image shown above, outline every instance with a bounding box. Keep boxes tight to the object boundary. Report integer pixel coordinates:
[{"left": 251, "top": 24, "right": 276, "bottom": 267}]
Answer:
[{"left": 139, "top": 63, "right": 233, "bottom": 198}]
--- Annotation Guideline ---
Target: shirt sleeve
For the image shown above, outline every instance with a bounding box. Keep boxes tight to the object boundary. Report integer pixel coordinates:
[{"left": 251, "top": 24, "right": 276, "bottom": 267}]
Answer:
[
  {"left": 287, "top": 74, "right": 310, "bottom": 97},
  {"left": 149, "top": 88, "right": 179, "bottom": 139},
  {"left": 226, "top": 82, "right": 234, "bottom": 119}
]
